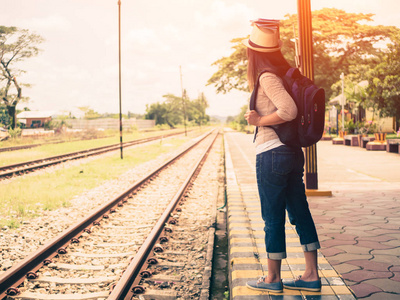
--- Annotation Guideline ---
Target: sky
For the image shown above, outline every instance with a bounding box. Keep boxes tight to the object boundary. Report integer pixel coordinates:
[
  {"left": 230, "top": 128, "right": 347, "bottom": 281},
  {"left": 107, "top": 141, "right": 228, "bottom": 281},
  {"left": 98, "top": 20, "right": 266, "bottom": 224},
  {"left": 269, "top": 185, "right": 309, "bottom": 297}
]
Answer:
[{"left": 1, "top": 0, "right": 400, "bottom": 118}]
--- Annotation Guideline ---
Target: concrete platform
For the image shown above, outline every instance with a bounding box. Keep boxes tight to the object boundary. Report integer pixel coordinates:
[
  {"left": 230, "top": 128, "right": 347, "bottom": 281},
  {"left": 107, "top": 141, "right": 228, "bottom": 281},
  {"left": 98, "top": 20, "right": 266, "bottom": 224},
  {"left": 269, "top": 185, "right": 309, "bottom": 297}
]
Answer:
[{"left": 224, "top": 130, "right": 400, "bottom": 299}]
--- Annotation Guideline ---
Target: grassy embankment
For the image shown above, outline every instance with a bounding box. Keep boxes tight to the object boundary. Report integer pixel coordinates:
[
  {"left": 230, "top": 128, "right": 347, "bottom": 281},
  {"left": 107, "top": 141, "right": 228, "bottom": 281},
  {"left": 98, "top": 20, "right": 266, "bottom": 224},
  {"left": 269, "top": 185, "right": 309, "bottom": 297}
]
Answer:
[
  {"left": 0, "top": 128, "right": 187, "bottom": 167},
  {"left": 0, "top": 130, "right": 200, "bottom": 229}
]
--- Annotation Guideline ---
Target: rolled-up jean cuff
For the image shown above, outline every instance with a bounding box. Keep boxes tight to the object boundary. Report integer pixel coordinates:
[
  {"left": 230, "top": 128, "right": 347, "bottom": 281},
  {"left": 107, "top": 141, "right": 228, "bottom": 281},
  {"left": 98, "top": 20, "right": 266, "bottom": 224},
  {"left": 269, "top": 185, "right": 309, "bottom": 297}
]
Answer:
[
  {"left": 302, "top": 241, "right": 321, "bottom": 252},
  {"left": 267, "top": 252, "right": 286, "bottom": 260}
]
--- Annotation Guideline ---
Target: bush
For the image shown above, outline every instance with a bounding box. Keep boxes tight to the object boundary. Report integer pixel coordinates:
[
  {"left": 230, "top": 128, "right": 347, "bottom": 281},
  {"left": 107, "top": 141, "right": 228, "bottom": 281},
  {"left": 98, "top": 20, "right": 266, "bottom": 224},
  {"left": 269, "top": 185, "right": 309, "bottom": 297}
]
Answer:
[
  {"left": 228, "top": 121, "right": 247, "bottom": 132},
  {"left": 126, "top": 124, "right": 138, "bottom": 133},
  {"left": 156, "top": 124, "right": 171, "bottom": 130},
  {"left": 357, "top": 120, "right": 377, "bottom": 134},
  {"left": 346, "top": 120, "right": 356, "bottom": 134},
  {"left": 8, "top": 127, "right": 22, "bottom": 138},
  {"left": 82, "top": 128, "right": 105, "bottom": 139}
]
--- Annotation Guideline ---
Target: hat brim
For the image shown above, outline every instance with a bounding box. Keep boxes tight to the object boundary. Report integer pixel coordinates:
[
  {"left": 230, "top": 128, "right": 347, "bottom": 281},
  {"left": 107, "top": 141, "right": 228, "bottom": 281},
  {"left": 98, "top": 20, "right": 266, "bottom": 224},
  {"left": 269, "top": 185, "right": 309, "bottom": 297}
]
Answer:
[{"left": 242, "top": 39, "right": 282, "bottom": 53}]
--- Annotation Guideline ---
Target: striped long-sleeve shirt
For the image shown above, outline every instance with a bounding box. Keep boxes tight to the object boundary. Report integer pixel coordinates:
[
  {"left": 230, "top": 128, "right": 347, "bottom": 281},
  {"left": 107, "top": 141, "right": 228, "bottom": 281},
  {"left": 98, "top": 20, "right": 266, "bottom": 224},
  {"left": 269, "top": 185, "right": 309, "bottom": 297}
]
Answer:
[{"left": 254, "top": 72, "right": 297, "bottom": 147}]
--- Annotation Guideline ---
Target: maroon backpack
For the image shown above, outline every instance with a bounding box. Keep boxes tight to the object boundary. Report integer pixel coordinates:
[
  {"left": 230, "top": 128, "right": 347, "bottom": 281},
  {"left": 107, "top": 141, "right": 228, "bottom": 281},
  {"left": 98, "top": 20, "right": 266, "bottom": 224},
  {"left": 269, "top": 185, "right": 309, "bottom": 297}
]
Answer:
[{"left": 249, "top": 67, "right": 325, "bottom": 148}]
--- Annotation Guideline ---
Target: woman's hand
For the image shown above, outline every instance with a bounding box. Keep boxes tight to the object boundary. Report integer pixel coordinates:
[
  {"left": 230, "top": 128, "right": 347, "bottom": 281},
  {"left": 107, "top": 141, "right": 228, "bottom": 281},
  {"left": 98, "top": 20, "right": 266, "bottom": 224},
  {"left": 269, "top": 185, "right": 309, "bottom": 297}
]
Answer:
[{"left": 245, "top": 110, "right": 261, "bottom": 126}]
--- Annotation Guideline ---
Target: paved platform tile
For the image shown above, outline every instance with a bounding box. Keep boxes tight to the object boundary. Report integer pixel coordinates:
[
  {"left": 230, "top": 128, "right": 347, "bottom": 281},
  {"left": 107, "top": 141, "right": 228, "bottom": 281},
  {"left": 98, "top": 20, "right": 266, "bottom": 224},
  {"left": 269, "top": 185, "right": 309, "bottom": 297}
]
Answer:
[
  {"left": 349, "top": 282, "right": 382, "bottom": 298},
  {"left": 232, "top": 270, "right": 293, "bottom": 281},
  {"left": 342, "top": 270, "right": 393, "bottom": 282},
  {"left": 231, "top": 238, "right": 300, "bottom": 244},
  {"left": 230, "top": 246, "right": 304, "bottom": 254},
  {"left": 232, "top": 285, "right": 301, "bottom": 298},
  {"left": 346, "top": 259, "right": 393, "bottom": 272},
  {"left": 364, "top": 292, "right": 400, "bottom": 300},
  {"left": 333, "top": 245, "right": 372, "bottom": 255},
  {"left": 224, "top": 134, "right": 356, "bottom": 300},
  {"left": 320, "top": 247, "right": 346, "bottom": 257}
]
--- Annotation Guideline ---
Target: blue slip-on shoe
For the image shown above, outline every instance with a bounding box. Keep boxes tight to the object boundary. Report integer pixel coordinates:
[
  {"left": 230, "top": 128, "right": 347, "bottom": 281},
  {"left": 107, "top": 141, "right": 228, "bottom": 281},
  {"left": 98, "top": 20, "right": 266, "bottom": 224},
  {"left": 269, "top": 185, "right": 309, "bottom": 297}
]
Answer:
[
  {"left": 283, "top": 276, "right": 321, "bottom": 292},
  {"left": 246, "top": 276, "right": 283, "bottom": 293}
]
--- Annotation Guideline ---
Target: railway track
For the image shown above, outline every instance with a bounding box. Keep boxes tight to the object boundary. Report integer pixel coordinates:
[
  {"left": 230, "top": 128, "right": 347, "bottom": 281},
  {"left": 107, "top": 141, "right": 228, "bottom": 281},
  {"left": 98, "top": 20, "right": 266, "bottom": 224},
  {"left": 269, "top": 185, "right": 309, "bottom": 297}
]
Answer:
[
  {"left": 0, "top": 130, "right": 191, "bottom": 180},
  {"left": 0, "top": 137, "right": 113, "bottom": 153},
  {"left": 0, "top": 129, "right": 220, "bottom": 299},
  {"left": 0, "top": 143, "right": 44, "bottom": 153}
]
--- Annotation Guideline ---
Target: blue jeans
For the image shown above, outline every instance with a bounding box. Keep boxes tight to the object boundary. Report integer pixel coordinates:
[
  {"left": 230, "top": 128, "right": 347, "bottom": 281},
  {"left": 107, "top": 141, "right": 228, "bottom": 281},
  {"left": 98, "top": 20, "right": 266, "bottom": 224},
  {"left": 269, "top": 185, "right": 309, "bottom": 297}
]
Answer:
[{"left": 256, "top": 145, "right": 320, "bottom": 260}]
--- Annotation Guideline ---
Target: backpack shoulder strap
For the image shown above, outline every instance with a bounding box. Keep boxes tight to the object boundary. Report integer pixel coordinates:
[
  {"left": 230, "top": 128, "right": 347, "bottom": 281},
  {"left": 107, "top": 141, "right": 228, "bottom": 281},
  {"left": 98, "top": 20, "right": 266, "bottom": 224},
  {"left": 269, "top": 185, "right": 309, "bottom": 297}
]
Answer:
[
  {"left": 285, "top": 67, "right": 301, "bottom": 79},
  {"left": 249, "top": 70, "right": 270, "bottom": 111},
  {"left": 249, "top": 70, "right": 270, "bottom": 142}
]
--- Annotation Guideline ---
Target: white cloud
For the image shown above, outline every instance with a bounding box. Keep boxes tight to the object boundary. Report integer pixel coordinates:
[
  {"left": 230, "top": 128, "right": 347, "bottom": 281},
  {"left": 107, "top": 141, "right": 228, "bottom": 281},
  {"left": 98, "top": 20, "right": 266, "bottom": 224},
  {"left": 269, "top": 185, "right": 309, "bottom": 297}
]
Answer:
[
  {"left": 194, "top": 0, "right": 253, "bottom": 32},
  {"left": 125, "top": 27, "right": 172, "bottom": 54},
  {"left": 162, "top": 24, "right": 182, "bottom": 41},
  {"left": 19, "top": 15, "right": 72, "bottom": 32},
  {"left": 127, "top": 28, "right": 157, "bottom": 45},
  {"left": 2, "top": 0, "right": 400, "bottom": 117}
]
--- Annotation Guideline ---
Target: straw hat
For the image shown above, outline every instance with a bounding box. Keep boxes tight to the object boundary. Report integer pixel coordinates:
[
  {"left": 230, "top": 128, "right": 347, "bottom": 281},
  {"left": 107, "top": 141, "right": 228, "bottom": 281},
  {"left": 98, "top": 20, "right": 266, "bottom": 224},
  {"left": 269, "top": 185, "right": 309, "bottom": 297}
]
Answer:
[{"left": 242, "top": 19, "right": 282, "bottom": 52}]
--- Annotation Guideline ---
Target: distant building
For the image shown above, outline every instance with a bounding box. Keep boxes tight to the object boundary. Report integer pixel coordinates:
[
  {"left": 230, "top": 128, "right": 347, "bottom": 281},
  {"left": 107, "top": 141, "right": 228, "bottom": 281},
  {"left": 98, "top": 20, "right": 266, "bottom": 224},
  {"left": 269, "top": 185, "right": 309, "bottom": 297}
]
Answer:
[{"left": 17, "top": 111, "right": 56, "bottom": 128}]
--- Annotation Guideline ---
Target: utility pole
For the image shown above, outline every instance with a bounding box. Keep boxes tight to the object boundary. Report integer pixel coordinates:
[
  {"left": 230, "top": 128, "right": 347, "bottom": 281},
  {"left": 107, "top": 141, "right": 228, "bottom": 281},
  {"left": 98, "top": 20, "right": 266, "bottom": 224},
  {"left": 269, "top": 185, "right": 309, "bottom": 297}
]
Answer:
[
  {"left": 200, "top": 92, "right": 205, "bottom": 130},
  {"left": 179, "top": 66, "right": 187, "bottom": 136},
  {"left": 118, "top": 0, "right": 123, "bottom": 159},
  {"left": 297, "top": 0, "right": 330, "bottom": 196},
  {"left": 340, "top": 72, "right": 345, "bottom": 132}
]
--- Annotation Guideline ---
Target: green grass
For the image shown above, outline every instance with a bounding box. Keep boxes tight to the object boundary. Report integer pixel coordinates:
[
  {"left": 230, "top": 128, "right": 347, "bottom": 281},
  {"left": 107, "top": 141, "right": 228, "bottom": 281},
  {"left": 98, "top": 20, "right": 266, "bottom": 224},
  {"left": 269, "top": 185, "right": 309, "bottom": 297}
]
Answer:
[
  {"left": 0, "top": 128, "right": 188, "bottom": 167},
  {"left": 0, "top": 136, "right": 190, "bottom": 228},
  {"left": 325, "top": 133, "right": 399, "bottom": 139},
  {"left": 386, "top": 133, "right": 399, "bottom": 139}
]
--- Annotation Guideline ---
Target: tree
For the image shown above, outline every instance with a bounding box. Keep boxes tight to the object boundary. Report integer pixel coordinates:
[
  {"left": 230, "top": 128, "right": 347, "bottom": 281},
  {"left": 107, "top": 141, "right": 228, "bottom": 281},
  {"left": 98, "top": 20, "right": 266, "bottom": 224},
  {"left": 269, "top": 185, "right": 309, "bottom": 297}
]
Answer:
[
  {"left": 145, "top": 94, "right": 183, "bottom": 128},
  {"left": 145, "top": 102, "right": 169, "bottom": 125},
  {"left": 0, "top": 26, "right": 43, "bottom": 129},
  {"left": 330, "top": 64, "right": 369, "bottom": 105},
  {"left": 127, "top": 111, "right": 144, "bottom": 119},
  {"left": 145, "top": 92, "right": 210, "bottom": 128},
  {"left": 207, "top": 37, "right": 249, "bottom": 94},
  {"left": 187, "top": 92, "right": 209, "bottom": 127},
  {"left": 331, "top": 65, "right": 369, "bottom": 107},
  {"left": 366, "top": 33, "right": 400, "bottom": 124},
  {"left": 236, "top": 105, "right": 248, "bottom": 128},
  {"left": 329, "top": 33, "right": 400, "bottom": 126},
  {"left": 163, "top": 93, "right": 186, "bottom": 127},
  {"left": 78, "top": 106, "right": 101, "bottom": 119},
  {"left": 0, "top": 102, "right": 9, "bottom": 127},
  {"left": 226, "top": 115, "right": 235, "bottom": 124},
  {"left": 225, "top": 105, "right": 248, "bottom": 131},
  {"left": 207, "top": 8, "right": 400, "bottom": 101}
]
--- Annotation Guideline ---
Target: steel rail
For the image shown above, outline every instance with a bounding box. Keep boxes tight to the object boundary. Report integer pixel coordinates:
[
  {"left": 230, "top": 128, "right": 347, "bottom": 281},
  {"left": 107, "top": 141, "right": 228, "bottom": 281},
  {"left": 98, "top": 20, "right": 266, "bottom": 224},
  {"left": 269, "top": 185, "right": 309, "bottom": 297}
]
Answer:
[
  {"left": 0, "top": 143, "right": 41, "bottom": 152},
  {"left": 0, "top": 136, "right": 117, "bottom": 153},
  {"left": 0, "top": 129, "right": 214, "bottom": 298},
  {"left": 0, "top": 129, "right": 189, "bottom": 153},
  {"left": 0, "top": 130, "right": 190, "bottom": 179},
  {"left": 108, "top": 130, "right": 218, "bottom": 299}
]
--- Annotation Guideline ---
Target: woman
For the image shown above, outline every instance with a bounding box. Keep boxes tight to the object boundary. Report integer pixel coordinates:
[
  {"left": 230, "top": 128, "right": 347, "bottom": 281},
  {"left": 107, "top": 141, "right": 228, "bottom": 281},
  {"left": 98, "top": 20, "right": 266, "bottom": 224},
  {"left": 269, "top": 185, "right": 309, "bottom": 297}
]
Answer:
[{"left": 243, "top": 19, "right": 321, "bottom": 293}]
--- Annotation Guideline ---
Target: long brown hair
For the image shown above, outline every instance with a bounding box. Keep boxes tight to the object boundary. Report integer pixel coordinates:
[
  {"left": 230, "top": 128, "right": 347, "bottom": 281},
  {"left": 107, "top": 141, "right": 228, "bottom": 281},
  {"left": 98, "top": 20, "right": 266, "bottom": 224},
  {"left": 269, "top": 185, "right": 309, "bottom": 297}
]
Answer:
[{"left": 246, "top": 48, "right": 291, "bottom": 91}]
